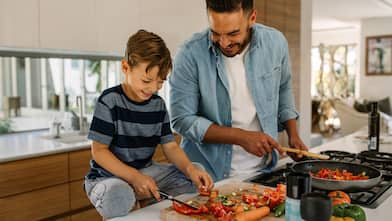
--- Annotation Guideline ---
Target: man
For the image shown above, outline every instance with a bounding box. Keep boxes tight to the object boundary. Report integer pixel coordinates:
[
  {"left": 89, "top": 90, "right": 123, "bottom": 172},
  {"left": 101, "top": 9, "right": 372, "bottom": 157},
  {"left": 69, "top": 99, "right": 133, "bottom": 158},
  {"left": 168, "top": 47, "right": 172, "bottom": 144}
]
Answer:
[{"left": 169, "top": 0, "right": 307, "bottom": 181}]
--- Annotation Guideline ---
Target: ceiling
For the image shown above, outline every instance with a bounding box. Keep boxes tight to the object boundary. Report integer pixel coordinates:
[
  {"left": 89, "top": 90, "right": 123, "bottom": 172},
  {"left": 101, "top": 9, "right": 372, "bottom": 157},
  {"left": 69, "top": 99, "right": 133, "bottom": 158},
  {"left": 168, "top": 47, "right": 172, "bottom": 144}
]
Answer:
[{"left": 312, "top": 0, "right": 392, "bottom": 31}]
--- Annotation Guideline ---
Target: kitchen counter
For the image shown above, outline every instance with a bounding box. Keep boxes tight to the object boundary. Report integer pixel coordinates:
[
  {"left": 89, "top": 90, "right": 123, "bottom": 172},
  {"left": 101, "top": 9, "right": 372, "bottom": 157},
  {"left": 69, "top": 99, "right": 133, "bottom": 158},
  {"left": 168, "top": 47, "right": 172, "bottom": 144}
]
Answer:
[
  {"left": 110, "top": 129, "right": 392, "bottom": 221},
  {"left": 0, "top": 130, "right": 91, "bottom": 163}
]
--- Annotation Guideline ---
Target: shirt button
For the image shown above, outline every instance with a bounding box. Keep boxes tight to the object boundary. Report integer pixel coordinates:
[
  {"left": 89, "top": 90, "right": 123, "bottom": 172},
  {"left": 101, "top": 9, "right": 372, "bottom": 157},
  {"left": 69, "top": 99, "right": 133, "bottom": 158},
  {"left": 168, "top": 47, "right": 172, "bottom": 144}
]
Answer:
[{"left": 227, "top": 150, "right": 230, "bottom": 155}]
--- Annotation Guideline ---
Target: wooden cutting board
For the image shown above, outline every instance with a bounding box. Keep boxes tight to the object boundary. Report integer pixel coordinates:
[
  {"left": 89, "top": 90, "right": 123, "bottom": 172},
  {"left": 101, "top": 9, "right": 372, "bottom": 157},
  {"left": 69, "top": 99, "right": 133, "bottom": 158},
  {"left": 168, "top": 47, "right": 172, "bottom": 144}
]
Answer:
[{"left": 160, "top": 182, "right": 284, "bottom": 221}]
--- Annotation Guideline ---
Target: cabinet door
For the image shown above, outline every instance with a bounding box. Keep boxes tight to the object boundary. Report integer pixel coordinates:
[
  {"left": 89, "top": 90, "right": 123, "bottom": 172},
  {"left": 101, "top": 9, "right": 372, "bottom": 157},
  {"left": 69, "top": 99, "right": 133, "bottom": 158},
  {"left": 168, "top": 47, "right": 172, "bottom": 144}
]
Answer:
[
  {"left": 69, "top": 149, "right": 91, "bottom": 181},
  {"left": 0, "top": 183, "right": 69, "bottom": 221},
  {"left": 70, "top": 180, "right": 90, "bottom": 210},
  {"left": 0, "top": 153, "right": 68, "bottom": 197},
  {"left": 71, "top": 208, "right": 101, "bottom": 221}
]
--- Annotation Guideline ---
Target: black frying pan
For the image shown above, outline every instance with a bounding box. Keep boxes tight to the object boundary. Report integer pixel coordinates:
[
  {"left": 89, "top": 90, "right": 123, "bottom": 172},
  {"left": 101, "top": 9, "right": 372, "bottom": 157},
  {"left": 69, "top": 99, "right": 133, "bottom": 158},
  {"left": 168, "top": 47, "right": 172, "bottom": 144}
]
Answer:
[{"left": 292, "top": 160, "right": 382, "bottom": 191}]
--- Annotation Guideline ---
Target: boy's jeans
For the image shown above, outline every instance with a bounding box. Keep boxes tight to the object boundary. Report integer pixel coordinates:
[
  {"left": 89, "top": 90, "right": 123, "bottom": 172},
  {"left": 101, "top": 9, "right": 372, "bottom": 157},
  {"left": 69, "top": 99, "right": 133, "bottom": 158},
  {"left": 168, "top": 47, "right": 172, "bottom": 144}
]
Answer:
[{"left": 84, "top": 162, "right": 198, "bottom": 220}]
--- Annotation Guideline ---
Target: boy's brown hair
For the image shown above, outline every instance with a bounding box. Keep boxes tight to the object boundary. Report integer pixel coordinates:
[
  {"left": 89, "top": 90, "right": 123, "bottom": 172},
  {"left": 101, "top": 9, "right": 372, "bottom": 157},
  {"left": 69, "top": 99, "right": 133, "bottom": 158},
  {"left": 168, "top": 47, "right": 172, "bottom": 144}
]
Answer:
[{"left": 125, "top": 30, "right": 172, "bottom": 80}]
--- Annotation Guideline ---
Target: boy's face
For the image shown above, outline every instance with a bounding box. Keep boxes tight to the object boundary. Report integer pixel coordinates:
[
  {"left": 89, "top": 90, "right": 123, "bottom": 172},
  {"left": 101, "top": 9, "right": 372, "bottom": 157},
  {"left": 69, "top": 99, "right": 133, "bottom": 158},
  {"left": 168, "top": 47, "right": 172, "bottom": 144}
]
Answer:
[
  {"left": 208, "top": 8, "right": 256, "bottom": 57},
  {"left": 121, "top": 60, "right": 164, "bottom": 102}
]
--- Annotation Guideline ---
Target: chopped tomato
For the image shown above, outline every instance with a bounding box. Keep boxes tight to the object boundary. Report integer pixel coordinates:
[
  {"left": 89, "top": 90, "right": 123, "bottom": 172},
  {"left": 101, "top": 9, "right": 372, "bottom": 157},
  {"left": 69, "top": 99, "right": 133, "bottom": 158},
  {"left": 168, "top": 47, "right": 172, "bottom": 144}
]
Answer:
[
  {"left": 172, "top": 201, "right": 208, "bottom": 215},
  {"left": 242, "top": 194, "right": 259, "bottom": 204},
  {"left": 199, "top": 187, "right": 211, "bottom": 196},
  {"left": 210, "top": 202, "right": 229, "bottom": 217},
  {"left": 312, "top": 168, "right": 369, "bottom": 180}
]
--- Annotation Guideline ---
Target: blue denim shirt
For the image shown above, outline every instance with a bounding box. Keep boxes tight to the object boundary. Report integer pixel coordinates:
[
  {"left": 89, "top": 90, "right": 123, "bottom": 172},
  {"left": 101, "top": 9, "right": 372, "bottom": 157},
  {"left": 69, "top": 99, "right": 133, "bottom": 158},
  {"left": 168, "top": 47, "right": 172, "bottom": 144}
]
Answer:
[{"left": 169, "top": 24, "right": 299, "bottom": 181}]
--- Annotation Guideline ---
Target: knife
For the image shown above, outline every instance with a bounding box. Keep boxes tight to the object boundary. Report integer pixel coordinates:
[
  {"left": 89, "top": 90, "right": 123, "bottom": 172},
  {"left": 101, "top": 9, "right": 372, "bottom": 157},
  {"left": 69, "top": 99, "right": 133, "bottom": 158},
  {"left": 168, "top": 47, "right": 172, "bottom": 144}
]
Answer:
[{"left": 159, "top": 191, "right": 199, "bottom": 210}]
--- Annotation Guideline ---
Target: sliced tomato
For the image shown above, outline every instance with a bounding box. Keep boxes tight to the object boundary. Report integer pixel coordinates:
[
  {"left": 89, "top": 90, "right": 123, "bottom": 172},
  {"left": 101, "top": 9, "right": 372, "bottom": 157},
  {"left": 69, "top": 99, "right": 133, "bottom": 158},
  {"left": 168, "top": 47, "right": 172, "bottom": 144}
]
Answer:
[
  {"left": 199, "top": 187, "right": 211, "bottom": 196},
  {"left": 242, "top": 193, "right": 259, "bottom": 204},
  {"left": 172, "top": 201, "right": 208, "bottom": 215}
]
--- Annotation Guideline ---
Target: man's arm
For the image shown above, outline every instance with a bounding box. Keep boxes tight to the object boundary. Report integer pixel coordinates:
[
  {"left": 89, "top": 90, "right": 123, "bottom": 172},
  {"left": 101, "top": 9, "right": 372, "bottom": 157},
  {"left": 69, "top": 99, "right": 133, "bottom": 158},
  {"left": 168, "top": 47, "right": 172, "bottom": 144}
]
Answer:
[
  {"left": 277, "top": 34, "right": 308, "bottom": 158},
  {"left": 169, "top": 47, "right": 213, "bottom": 143},
  {"left": 203, "top": 124, "right": 284, "bottom": 156}
]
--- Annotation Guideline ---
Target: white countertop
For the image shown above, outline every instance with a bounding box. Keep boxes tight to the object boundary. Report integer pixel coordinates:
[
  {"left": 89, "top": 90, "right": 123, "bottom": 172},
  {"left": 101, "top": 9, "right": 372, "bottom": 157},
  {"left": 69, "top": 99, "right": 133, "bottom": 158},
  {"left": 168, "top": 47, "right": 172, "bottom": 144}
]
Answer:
[
  {"left": 0, "top": 130, "right": 91, "bottom": 163},
  {"left": 110, "top": 129, "right": 392, "bottom": 221}
]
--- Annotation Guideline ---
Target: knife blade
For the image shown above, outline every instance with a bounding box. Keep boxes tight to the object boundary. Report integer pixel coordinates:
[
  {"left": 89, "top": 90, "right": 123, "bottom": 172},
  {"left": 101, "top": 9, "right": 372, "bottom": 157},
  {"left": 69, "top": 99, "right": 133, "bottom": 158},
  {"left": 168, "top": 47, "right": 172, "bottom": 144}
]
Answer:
[{"left": 159, "top": 191, "right": 199, "bottom": 210}]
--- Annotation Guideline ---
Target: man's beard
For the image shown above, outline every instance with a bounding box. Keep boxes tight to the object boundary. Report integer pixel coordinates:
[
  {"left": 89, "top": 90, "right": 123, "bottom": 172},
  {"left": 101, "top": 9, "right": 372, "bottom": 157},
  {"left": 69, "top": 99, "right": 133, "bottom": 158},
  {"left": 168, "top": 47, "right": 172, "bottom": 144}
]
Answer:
[{"left": 213, "top": 27, "right": 252, "bottom": 57}]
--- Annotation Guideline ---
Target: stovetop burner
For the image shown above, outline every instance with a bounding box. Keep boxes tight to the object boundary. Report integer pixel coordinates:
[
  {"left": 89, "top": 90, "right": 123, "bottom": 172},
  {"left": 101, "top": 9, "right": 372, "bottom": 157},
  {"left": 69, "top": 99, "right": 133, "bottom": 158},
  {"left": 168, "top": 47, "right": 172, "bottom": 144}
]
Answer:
[
  {"left": 320, "top": 150, "right": 355, "bottom": 158},
  {"left": 246, "top": 150, "right": 392, "bottom": 209},
  {"left": 358, "top": 151, "right": 392, "bottom": 164}
]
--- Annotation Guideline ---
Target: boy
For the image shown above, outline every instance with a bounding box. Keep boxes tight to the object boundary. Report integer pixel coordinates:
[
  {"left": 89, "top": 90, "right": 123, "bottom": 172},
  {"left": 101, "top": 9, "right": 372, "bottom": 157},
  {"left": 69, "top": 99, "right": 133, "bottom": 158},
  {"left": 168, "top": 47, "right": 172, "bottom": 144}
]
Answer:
[{"left": 84, "top": 30, "right": 214, "bottom": 220}]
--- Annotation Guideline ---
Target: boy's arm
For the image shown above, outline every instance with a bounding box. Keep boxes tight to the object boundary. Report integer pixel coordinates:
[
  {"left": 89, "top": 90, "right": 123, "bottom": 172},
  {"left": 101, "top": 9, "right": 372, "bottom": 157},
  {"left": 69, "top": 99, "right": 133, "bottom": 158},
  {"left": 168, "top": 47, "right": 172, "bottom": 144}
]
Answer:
[
  {"left": 161, "top": 141, "right": 213, "bottom": 190},
  {"left": 91, "top": 141, "right": 160, "bottom": 200}
]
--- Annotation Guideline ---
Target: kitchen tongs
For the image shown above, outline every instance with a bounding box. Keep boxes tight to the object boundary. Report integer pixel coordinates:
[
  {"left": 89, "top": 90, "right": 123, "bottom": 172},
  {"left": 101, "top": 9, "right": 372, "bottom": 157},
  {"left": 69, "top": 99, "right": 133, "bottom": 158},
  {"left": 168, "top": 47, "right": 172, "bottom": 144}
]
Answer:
[
  {"left": 159, "top": 191, "right": 199, "bottom": 210},
  {"left": 282, "top": 147, "right": 330, "bottom": 160}
]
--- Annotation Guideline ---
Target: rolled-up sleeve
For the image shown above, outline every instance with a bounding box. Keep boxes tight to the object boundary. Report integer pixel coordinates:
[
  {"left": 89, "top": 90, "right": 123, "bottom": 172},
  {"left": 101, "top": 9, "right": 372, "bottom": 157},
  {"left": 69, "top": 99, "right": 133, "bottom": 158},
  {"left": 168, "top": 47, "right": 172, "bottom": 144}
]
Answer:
[
  {"left": 169, "top": 46, "right": 213, "bottom": 143},
  {"left": 277, "top": 35, "right": 299, "bottom": 131}
]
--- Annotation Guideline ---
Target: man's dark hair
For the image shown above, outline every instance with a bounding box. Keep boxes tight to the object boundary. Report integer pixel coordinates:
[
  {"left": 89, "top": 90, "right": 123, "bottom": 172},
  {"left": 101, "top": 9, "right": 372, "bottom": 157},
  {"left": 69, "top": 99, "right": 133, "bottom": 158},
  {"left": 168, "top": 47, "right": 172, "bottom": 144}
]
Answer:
[{"left": 205, "top": 0, "right": 254, "bottom": 13}]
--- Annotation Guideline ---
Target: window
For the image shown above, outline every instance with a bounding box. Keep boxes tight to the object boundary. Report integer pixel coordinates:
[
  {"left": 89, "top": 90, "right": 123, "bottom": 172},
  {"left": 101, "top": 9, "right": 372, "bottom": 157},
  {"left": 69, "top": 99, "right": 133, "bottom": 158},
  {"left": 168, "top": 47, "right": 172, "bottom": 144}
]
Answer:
[
  {"left": 311, "top": 44, "right": 357, "bottom": 98},
  {"left": 0, "top": 48, "right": 122, "bottom": 133}
]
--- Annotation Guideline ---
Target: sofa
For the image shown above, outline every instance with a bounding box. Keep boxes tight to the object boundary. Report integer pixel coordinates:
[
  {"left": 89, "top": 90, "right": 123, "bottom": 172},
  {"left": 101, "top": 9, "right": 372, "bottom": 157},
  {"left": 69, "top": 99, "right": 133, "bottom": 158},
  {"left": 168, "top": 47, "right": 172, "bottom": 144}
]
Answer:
[
  {"left": 334, "top": 99, "right": 368, "bottom": 136},
  {"left": 334, "top": 97, "right": 392, "bottom": 136}
]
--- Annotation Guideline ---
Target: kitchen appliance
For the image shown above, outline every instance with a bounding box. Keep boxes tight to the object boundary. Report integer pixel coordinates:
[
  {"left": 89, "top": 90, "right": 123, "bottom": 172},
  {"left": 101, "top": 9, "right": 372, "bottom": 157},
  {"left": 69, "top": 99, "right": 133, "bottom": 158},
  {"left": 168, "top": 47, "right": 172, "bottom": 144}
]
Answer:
[{"left": 246, "top": 150, "right": 392, "bottom": 208}]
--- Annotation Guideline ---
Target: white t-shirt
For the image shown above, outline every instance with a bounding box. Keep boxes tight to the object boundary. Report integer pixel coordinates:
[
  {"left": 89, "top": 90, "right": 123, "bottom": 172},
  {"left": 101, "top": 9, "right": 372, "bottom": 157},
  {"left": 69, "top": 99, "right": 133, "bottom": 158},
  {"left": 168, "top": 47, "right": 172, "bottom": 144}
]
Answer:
[{"left": 222, "top": 45, "right": 266, "bottom": 177}]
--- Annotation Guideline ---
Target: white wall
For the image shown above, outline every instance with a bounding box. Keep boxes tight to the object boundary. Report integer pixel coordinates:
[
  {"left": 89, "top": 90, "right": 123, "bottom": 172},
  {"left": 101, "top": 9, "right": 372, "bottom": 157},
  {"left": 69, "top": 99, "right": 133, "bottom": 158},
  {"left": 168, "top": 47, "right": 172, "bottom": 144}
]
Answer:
[
  {"left": 312, "top": 28, "right": 359, "bottom": 46},
  {"left": 359, "top": 17, "right": 392, "bottom": 100},
  {"left": 0, "top": 0, "right": 208, "bottom": 55}
]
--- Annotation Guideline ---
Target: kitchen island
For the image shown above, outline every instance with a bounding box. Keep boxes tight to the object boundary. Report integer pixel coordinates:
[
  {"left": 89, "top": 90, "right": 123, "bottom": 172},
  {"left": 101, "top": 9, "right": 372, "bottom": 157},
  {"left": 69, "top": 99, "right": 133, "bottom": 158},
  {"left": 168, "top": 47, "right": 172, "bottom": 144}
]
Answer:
[{"left": 110, "top": 129, "right": 392, "bottom": 221}]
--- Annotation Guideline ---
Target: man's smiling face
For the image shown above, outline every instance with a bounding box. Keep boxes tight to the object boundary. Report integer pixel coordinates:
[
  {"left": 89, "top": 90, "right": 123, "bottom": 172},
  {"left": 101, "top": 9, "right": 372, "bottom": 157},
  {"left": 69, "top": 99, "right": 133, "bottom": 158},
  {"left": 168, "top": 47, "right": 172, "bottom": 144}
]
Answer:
[{"left": 208, "top": 8, "right": 256, "bottom": 57}]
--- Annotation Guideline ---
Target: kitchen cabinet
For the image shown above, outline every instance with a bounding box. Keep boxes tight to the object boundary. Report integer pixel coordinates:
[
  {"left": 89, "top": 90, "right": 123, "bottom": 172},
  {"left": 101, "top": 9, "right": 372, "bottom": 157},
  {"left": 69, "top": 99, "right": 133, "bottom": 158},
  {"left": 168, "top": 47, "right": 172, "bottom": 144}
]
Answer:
[
  {"left": 39, "top": 0, "right": 97, "bottom": 51},
  {"left": 0, "top": 149, "right": 100, "bottom": 221},
  {"left": 0, "top": 0, "right": 40, "bottom": 48}
]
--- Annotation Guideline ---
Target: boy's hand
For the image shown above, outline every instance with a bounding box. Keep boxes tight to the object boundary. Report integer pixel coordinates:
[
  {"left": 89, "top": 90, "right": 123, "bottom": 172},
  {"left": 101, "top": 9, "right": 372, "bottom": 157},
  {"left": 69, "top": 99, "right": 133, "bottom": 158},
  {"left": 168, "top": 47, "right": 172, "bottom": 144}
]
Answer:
[
  {"left": 130, "top": 172, "right": 161, "bottom": 201},
  {"left": 187, "top": 167, "right": 214, "bottom": 191}
]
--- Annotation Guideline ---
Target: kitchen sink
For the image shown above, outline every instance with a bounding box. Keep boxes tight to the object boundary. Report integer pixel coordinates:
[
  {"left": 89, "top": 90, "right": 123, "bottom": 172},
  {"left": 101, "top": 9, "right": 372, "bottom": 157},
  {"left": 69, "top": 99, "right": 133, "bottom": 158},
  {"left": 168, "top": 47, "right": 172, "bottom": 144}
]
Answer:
[{"left": 41, "top": 132, "right": 89, "bottom": 144}]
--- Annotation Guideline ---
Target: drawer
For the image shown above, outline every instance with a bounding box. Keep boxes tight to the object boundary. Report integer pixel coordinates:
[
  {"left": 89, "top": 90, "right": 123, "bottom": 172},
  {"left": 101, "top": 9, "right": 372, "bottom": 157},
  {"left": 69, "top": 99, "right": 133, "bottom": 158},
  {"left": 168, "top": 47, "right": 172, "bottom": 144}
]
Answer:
[
  {"left": 69, "top": 149, "right": 91, "bottom": 181},
  {"left": 70, "top": 180, "right": 90, "bottom": 210},
  {"left": 0, "top": 183, "right": 70, "bottom": 221},
  {"left": 71, "top": 208, "right": 101, "bottom": 221},
  {"left": 0, "top": 153, "right": 68, "bottom": 197}
]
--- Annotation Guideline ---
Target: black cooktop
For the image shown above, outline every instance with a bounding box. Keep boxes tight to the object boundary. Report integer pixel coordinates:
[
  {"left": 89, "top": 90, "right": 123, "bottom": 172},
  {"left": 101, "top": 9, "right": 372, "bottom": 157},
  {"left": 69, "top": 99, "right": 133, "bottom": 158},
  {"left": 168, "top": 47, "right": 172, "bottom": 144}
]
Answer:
[{"left": 246, "top": 150, "right": 392, "bottom": 208}]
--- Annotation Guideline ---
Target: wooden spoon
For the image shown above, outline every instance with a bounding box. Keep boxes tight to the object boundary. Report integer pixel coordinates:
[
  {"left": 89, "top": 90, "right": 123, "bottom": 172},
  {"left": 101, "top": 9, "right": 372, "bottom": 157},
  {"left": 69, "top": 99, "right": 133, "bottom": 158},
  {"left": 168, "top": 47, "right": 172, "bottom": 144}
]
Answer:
[{"left": 282, "top": 147, "right": 330, "bottom": 160}]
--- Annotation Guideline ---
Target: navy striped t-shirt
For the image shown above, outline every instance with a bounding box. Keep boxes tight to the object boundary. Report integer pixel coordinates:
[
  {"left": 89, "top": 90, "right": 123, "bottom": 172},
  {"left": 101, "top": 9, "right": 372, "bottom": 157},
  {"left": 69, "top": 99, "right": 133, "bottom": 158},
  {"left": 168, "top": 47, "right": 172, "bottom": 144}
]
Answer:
[{"left": 86, "top": 85, "right": 175, "bottom": 179}]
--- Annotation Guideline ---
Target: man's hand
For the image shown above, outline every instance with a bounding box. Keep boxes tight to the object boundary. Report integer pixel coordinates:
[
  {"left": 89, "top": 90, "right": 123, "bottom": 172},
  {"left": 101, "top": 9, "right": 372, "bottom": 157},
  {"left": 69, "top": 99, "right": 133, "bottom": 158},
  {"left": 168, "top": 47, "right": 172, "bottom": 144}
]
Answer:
[
  {"left": 238, "top": 130, "right": 285, "bottom": 157},
  {"left": 186, "top": 166, "right": 214, "bottom": 191},
  {"left": 129, "top": 172, "right": 161, "bottom": 201},
  {"left": 288, "top": 135, "right": 308, "bottom": 161}
]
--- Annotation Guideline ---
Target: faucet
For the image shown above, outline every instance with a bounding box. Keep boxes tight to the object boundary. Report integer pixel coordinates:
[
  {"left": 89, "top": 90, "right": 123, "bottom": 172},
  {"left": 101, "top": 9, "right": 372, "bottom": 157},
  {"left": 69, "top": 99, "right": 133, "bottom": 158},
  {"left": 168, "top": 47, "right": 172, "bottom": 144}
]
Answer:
[
  {"left": 76, "top": 96, "right": 88, "bottom": 135},
  {"left": 52, "top": 121, "right": 62, "bottom": 139}
]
